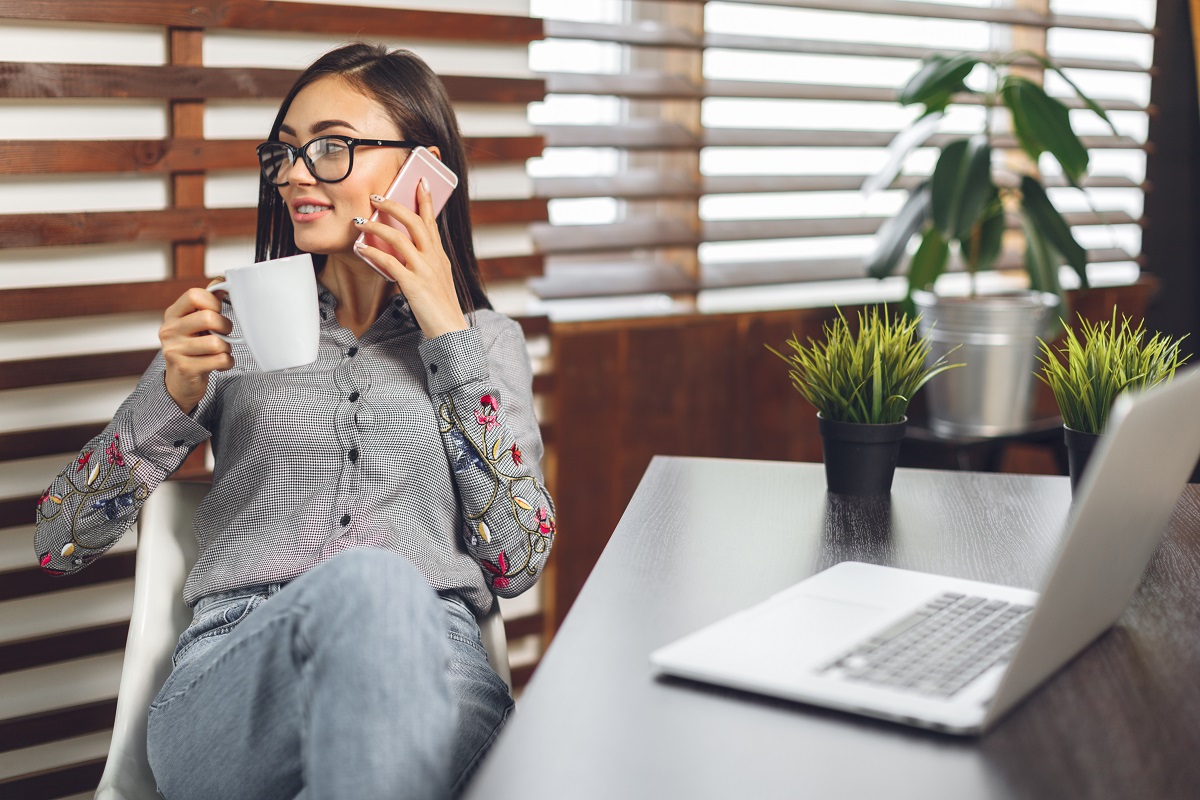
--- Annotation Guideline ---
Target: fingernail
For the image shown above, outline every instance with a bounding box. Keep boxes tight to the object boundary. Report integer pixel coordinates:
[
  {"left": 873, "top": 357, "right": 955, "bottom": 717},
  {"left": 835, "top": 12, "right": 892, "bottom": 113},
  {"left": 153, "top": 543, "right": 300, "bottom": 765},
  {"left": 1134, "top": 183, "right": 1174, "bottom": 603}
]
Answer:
[
  {"left": 420, "top": 177, "right": 429, "bottom": 192},
  {"left": 353, "top": 217, "right": 366, "bottom": 225},
  {"left": 370, "top": 194, "right": 384, "bottom": 202}
]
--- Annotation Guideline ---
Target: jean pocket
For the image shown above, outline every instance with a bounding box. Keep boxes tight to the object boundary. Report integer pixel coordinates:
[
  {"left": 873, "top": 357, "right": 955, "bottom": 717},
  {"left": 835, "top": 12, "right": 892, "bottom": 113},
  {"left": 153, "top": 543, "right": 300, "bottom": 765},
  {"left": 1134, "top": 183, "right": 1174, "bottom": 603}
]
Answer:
[{"left": 171, "top": 594, "right": 262, "bottom": 667}]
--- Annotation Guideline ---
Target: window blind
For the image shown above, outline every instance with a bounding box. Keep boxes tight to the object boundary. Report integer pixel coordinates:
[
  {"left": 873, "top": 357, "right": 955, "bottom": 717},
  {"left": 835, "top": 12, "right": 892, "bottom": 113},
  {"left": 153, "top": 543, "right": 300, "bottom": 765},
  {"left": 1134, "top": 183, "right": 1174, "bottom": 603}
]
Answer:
[{"left": 529, "top": 0, "right": 1154, "bottom": 317}]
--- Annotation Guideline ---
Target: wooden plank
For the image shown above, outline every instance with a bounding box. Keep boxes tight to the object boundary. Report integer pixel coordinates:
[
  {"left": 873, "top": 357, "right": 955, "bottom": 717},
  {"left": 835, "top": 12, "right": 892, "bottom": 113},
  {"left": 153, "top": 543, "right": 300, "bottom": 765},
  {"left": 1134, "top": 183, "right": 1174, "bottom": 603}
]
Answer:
[
  {"left": 0, "top": 62, "right": 543, "bottom": 104},
  {"left": 0, "top": 350, "right": 158, "bottom": 392},
  {"left": 0, "top": 280, "right": 543, "bottom": 324},
  {"left": 0, "top": 1, "right": 544, "bottom": 43},
  {"left": 0, "top": 699, "right": 115, "bottom": 752},
  {"left": 0, "top": 551, "right": 137, "bottom": 603},
  {"left": 471, "top": 198, "right": 547, "bottom": 226},
  {"left": 0, "top": 423, "right": 107, "bottom": 462},
  {"left": 533, "top": 219, "right": 699, "bottom": 254},
  {"left": 503, "top": 611, "right": 544, "bottom": 642},
  {"left": 0, "top": 622, "right": 129, "bottom": 675},
  {"left": 511, "top": 662, "right": 536, "bottom": 688},
  {"left": 0, "top": 136, "right": 543, "bottom": 176},
  {"left": 478, "top": 254, "right": 544, "bottom": 281},
  {"left": 0, "top": 758, "right": 106, "bottom": 800},
  {"left": 0, "top": 208, "right": 254, "bottom": 247},
  {"left": 0, "top": 198, "right": 541, "bottom": 248},
  {"left": 515, "top": 315, "right": 550, "bottom": 338}
]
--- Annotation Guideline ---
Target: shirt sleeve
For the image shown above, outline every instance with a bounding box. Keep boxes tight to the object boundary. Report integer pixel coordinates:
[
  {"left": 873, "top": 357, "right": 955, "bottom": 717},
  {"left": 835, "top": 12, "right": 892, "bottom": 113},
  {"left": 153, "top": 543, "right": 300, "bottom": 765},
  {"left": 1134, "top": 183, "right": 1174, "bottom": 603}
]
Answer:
[
  {"left": 418, "top": 317, "right": 556, "bottom": 598},
  {"left": 33, "top": 352, "right": 215, "bottom": 576}
]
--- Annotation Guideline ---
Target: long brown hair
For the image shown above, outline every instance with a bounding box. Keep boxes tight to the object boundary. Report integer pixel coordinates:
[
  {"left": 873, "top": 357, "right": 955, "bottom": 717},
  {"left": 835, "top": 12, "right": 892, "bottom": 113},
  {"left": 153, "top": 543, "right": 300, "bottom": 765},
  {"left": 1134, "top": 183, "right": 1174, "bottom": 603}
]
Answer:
[{"left": 255, "top": 43, "right": 490, "bottom": 314}]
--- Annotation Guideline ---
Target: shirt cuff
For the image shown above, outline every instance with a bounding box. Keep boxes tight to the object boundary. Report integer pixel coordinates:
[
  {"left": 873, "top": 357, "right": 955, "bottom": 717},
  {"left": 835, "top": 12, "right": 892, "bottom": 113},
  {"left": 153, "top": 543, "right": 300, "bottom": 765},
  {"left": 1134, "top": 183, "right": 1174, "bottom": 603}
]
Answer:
[
  {"left": 418, "top": 326, "right": 488, "bottom": 394},
  {"left": 130, "top": 375, "right": 211, "bottom": 469}
]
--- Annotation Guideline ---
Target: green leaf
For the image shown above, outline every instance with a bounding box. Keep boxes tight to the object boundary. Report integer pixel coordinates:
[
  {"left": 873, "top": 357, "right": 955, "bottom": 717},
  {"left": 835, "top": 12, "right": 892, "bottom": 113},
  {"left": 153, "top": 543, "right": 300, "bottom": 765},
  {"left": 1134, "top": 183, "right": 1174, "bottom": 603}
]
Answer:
[
  {"left": 1021, "top": 175, "right": 1089, "bottom": 287},
  {"left": 1011, "top": 50, "right": 1120, "bottom": 137},
  {"left": 930, "top": 135, "right": 994, "bottom": 240},
  {"left": 959, "top": 190, "right": 1004, "bottom": 274},
  {"left": 908, "top": 226, "right": 949, "bottom": 294},
  {"left": 1003, "top": 76, "right": 1089, "bottom": 186},
  {"left": 898, "top": 54, "right": 979, "bottom": 115},
  {"left": 866, "top": 180, "right": 930, "bottom": 279},
  {"left": 1021, "top": 212, "right": 1062, "bottom": 300}
]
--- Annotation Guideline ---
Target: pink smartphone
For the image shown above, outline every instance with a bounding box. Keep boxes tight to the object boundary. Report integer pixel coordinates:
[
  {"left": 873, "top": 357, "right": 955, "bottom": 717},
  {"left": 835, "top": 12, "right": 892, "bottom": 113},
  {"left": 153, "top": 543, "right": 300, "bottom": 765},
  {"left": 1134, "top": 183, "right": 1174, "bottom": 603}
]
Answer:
[{"left": 354, "top": 146, "right": 459, "bottom": 280}]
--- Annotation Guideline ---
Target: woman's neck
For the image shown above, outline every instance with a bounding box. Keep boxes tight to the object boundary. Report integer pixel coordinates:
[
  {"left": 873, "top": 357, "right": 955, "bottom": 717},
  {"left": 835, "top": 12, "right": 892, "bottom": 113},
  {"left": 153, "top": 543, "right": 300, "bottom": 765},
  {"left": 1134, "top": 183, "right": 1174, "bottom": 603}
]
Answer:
[{"left": 320, "top": 253, "right": 400, "bottom": 338}]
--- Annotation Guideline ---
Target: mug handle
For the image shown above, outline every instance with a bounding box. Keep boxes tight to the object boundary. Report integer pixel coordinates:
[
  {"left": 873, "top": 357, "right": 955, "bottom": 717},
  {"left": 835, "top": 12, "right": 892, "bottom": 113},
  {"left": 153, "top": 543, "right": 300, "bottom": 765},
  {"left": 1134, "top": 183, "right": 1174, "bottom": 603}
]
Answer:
[{"left": 205, "top": 280, "right": 245, "bottom": 344}]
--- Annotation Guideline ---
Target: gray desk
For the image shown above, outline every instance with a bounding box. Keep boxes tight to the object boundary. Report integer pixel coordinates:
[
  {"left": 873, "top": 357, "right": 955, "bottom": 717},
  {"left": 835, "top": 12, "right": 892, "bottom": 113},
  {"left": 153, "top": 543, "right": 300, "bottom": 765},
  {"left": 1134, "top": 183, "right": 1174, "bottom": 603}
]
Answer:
[{"left": 466, "top": 457, "right": 1200, "bottom": 800}]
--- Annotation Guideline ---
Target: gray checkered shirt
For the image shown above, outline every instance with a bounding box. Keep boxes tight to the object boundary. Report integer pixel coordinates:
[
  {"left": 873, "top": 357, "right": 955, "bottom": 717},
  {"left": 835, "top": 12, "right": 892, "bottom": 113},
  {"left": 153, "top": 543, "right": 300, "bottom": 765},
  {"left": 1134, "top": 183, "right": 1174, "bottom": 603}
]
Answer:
[{"left": 34, "top": 286, "right": 555, "bottom": 615}]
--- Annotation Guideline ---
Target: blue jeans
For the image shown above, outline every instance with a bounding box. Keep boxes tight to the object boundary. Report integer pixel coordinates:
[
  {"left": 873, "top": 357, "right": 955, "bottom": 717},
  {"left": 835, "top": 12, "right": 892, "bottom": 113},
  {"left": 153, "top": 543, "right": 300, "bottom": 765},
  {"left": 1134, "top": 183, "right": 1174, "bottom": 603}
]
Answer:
[{"left": 146, "top": 548, "right": 513, "bottom": 800}]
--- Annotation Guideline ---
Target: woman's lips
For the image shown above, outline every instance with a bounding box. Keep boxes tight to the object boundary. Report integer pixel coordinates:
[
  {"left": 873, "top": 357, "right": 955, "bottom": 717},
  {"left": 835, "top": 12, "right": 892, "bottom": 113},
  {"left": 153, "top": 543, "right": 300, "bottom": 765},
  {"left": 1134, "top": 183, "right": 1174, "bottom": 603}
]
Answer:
[{"left": 291, "top": 201, "right": 333, "bottom": 223}]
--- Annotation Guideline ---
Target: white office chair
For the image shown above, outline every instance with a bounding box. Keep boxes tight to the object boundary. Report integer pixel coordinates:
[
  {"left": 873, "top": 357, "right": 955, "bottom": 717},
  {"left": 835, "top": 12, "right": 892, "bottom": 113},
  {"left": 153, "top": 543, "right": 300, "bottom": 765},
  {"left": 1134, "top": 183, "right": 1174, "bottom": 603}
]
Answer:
[{"left": 95, "top": 480, "right": 510, "bottom": 800}]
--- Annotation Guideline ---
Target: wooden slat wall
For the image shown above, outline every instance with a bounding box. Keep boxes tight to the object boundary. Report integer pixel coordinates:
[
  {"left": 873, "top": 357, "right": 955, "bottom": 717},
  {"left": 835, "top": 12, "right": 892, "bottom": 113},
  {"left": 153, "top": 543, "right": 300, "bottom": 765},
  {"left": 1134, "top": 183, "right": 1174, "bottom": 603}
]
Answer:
[{"left": 0, "top": 2, "right": 549, "bottom": 797}]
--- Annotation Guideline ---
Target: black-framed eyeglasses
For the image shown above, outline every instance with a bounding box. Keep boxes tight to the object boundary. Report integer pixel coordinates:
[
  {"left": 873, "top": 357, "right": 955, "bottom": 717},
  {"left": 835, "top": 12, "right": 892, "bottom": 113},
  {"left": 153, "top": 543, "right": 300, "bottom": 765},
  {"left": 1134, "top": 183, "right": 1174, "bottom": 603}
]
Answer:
[{"left": 256, "top": 135, "right": 421, "bottom": 186}]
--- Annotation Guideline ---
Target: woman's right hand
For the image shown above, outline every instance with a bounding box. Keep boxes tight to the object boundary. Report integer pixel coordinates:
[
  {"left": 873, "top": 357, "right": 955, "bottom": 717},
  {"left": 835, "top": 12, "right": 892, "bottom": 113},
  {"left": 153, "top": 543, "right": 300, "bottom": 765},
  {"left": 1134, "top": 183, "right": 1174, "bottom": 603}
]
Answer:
[{"left": 159, "top": 287, "right": 235, "bottom": 413}]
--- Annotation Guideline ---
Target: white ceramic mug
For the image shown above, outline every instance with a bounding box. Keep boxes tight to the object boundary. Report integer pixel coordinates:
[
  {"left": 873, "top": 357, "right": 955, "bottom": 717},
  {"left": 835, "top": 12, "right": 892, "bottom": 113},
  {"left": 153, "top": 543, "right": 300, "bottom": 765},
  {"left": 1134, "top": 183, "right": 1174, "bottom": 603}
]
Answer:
[{"left": 207, "top": 253, "right": 319, "bottom": 371}]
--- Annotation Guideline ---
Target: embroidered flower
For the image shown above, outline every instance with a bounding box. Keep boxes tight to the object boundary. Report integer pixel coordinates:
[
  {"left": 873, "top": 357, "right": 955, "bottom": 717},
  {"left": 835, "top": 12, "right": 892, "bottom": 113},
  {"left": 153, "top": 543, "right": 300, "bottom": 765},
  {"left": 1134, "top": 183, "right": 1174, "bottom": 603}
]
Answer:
[
  {"left": 481, "top": 551, "right": 510, "bottom": 590},
  {"left": 75, "top": 450, "right": 93, "bottom": 473},
  {"left": 536, "top": 507, "right": 556, "bottom": 536},
  {"left": 475, "top": 412, "right": 498, "bottom": 431},
  {"left": 105, "top": 434, "right": 124, "bottom": 467},
  {"left": 91, "top": 490, "right": 138, "bottom": 521},
  {"left": 510, "top": 443, "right": 523, "bottom": 465},
  {"left": 39, "top": 488, "right": 50, "bottom": 506},
  {"left": 480, "top": 394, "right": 498, "bottom": 412}
]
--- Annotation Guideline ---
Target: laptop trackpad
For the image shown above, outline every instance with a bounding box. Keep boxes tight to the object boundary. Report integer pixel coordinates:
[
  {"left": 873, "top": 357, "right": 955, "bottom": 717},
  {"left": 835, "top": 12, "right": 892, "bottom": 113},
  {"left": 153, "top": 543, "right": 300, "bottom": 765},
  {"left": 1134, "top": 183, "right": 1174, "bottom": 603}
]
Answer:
[{"left": 653, "top": 594, "right": 890, "bottom": 678}]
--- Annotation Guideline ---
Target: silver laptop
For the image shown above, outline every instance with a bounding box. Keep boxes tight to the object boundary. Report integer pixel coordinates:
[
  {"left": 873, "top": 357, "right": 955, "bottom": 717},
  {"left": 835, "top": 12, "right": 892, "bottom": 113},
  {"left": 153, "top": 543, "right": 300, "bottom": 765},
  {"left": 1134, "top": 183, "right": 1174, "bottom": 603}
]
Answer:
[{"left": 651, "top": 365, "right": 1200, "bottom": 735}]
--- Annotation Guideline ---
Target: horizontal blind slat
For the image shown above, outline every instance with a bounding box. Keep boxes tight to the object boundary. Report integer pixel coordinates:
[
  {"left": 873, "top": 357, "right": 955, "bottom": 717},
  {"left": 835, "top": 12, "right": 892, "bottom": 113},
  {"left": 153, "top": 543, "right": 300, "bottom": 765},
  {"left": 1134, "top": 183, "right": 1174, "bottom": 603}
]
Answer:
[
  {"left": 538, "top": 124, "right": 1145, "bottom": 151},
  {"left": 698, "top": 0, "right": 1152, "bottom": 35},
  {"left": 532, "top": 246, "right": 1138, "bottom": 299}
]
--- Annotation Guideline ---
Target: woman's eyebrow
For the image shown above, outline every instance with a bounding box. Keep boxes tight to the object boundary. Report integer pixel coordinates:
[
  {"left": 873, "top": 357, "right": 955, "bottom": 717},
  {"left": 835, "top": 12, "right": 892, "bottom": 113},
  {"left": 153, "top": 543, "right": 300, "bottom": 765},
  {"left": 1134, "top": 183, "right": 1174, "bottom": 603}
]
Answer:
[{"left": 277, "top": 120, "right": 361, "bottom": 138}]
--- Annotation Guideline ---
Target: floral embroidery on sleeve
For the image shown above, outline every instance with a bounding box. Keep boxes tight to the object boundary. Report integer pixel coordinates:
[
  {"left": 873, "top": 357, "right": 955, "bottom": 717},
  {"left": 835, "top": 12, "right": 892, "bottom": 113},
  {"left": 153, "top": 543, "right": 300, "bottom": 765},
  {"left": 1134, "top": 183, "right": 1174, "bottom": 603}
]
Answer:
[
  {"left": 36, "top": 432, "right": 148, "bottom": 574},
  {"left": 439, "top": 392, "right": 556, "bottom": 591}
]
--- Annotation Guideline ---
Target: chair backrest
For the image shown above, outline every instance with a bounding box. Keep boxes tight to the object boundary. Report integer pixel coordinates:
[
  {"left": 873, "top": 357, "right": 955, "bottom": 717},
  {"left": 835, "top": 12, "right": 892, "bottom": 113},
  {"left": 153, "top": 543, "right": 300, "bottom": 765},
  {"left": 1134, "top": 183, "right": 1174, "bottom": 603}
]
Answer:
[
  {"left": 96, "top": 481, "right": 204, "bottom": 800},
  {"left": 95, "top": 481, "right": 510, "bottom": 799}
]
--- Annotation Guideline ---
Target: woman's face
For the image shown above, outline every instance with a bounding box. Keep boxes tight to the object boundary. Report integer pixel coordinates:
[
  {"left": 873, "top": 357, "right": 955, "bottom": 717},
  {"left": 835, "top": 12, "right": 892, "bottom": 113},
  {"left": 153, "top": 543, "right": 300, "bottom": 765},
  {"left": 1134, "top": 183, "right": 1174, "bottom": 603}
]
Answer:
[{"left": 276, "top": 75, "right": 407, "bottom": 257}]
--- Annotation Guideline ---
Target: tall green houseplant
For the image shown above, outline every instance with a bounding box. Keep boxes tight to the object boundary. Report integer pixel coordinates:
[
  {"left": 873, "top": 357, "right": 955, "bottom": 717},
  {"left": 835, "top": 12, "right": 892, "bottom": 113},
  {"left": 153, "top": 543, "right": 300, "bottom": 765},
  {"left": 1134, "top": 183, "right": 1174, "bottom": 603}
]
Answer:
[{"left": 866, "top": 51, "right": 1121, "bottom": 303}]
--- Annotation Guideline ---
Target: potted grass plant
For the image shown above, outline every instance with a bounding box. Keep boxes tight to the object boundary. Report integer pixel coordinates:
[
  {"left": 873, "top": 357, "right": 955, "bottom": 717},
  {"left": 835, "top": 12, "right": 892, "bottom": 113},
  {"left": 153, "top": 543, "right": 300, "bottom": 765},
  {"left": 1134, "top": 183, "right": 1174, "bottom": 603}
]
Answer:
[
  {"left": 768, "top": 307, "right": 960, "bottom": 495},
  {"left": 865, "top": 50, "right": 1122, "bottom": 437},
  {"left": 1037, "top": 311, "right": 1190, "bottom": 491}
]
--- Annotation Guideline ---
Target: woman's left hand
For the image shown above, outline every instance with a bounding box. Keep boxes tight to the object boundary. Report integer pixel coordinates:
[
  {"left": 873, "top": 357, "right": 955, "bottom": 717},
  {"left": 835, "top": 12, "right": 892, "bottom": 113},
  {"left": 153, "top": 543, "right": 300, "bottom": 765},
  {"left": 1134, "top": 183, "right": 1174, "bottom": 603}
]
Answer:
[{"left": 353, "top": 180, "right": 468, "bottom": 339}]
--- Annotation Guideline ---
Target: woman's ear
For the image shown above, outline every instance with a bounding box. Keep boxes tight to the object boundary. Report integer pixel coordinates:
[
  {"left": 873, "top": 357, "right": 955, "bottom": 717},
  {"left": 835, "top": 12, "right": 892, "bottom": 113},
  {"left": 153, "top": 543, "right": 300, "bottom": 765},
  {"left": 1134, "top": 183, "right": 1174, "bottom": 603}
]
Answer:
[{"left": 426, "top": 145, "right": 442, "bottom": 162}]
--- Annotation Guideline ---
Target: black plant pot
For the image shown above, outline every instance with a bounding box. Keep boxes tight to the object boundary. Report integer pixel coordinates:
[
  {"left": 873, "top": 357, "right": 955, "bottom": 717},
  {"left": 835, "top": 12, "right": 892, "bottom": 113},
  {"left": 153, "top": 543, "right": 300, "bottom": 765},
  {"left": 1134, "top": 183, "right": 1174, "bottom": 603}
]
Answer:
[
  {"left": 1063, "top": 426, "right": 1101, "bottom": 493},
  {"left": 818, "top": 414, "right": 907, "bottom": 496},
  {"left": 1065, "top": 425, "right": 1200, "bottom": 492}
]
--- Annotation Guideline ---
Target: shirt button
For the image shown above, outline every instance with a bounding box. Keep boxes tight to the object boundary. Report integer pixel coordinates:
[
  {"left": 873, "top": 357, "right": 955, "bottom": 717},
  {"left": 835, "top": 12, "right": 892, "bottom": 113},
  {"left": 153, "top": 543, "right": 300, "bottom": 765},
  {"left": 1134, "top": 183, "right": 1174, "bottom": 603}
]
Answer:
[
  {"left": 173, "top": 440, "right": 185, "bottom": 448},
  {"left": 348, "top": 391, "right": 360, "bottom": 402},
  {"left": 348, "top": 448, "right": 359, "bottom": 463},
  {"left": 347, "top": 346, "right": 358, "bottom": 357},
  {"left": 340, "top": 514, "right": 351, "bottom": 526},
  {"left": 429, "top": 363, "right": 438, "bottom": 374}
]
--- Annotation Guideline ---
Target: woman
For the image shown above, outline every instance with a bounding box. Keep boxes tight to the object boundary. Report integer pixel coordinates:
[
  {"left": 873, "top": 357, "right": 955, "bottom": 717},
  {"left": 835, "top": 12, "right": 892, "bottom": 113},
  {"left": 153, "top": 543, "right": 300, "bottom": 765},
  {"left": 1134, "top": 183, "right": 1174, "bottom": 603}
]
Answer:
[{"left": 33, "top": 43, "right": 554, "bottom": 800}]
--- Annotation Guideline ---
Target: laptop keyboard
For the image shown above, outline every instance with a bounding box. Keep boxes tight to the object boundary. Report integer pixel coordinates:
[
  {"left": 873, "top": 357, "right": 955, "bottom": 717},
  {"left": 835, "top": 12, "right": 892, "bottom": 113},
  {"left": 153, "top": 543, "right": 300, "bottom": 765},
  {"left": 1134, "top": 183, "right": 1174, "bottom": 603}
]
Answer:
[{"left": 820, "top": 592, "right": 1033, "bottom": 697}]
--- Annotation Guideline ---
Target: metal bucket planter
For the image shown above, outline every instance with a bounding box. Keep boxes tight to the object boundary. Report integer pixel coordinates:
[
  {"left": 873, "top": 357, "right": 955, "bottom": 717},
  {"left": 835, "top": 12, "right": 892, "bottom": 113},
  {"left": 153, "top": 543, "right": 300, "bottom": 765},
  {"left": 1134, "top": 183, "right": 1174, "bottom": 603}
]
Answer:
[{"left": 912, "top": 290, "right": 1059, "bottom": 437}]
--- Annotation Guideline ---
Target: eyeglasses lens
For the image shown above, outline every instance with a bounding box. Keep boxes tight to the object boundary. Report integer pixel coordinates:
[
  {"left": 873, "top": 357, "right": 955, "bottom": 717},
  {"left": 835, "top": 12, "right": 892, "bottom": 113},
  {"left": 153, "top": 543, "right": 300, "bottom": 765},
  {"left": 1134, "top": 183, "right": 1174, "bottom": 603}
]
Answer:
[{"left": 258, "top": 138, "right": 353, "bottom": 185}]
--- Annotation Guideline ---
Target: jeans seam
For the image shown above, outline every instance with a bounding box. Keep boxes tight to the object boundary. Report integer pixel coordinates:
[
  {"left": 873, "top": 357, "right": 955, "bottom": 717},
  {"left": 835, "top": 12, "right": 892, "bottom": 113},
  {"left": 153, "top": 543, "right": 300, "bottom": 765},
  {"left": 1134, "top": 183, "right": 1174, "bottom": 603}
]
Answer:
[{"left": 451, "top": 700, "right": 514, "bottom": 798}]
